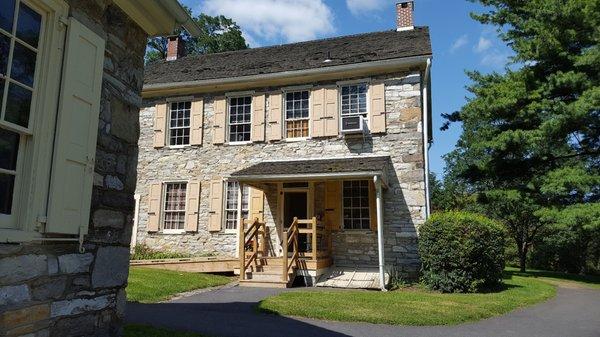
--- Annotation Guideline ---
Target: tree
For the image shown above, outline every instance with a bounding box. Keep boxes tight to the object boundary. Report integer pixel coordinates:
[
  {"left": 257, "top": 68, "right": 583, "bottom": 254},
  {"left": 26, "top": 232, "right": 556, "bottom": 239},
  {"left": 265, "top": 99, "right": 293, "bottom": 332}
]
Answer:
[
  {"left": 145, "top": 11, "right": 247, "bottom": 64},
  {"left": 442, "top": 0, "right": 600, "bottom": 272}
]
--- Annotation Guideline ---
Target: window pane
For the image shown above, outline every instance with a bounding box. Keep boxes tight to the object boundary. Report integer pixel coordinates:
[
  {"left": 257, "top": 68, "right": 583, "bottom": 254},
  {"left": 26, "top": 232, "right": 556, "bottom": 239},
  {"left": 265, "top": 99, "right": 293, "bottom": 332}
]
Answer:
[
  {"left": 0, "top": 34, "right": 9, "bottom": 75},
  {"left": 5, "top": 83, "right": 32, "bottom": 127},
  {"left": 0, "top": 128, "right": 19, "bottom": 171},
  {"left": 11, "top": 42, "right": 36, "bottom": 87},
  {"left": 16, "top": 3, "right": 41, "bottom": 48},
  {"left": 0, "top": 0, "right": 15, "bottom": 33},
  {"left": 0, "top": 173, "right": 15, "bottom": 215}
]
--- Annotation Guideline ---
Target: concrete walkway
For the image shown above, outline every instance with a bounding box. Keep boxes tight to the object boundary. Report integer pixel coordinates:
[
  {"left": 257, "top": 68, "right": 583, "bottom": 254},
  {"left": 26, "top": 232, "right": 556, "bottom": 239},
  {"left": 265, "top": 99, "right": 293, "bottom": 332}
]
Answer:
[{"left": 126, "top": 284, "right": 600, "bottom": 337}]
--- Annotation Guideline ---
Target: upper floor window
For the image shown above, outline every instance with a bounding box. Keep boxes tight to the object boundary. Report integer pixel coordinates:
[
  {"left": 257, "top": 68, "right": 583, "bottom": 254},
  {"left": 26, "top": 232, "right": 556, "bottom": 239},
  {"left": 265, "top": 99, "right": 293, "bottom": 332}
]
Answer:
[
  {"left": 228, "top": 96, "right": 251, "bottom": 143},
  {"left": 340, "top": 83, "right": 368, "bottom": 119},
  {"left": 284, "top": 90, "right": 309, "bottom": 138},
  {"left": 163, "top": 182, "right": 187, "bottom": 231},
  {"left": 169, "top": 101, "right": 191, "bottom": 146},
  {"left": 342, "top": 180, "right": 370, "bottom": 230},
  {"left": 1, "top": 0, "right": 42, "bottom": 228},
  {"left": 224, "top": 181, "right": 249, "bottom": 231}
]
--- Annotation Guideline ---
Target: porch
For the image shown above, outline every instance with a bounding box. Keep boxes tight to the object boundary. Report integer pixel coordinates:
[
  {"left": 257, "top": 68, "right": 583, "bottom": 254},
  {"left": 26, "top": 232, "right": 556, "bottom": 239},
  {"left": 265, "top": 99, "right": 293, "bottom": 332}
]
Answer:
[{"left": 230, "top": 156, "right": 391, "bottom": 290}]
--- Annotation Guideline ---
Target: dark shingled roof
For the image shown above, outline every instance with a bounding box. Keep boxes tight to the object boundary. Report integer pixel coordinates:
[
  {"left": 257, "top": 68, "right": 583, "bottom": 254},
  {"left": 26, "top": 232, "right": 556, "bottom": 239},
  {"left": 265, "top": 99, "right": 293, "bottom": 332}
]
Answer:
[
  {"left": 144, "top": 28, "right": 431, "bottom": 85},
  {"left": 230, "top": 156, "right": 391, "bottom": 178}
]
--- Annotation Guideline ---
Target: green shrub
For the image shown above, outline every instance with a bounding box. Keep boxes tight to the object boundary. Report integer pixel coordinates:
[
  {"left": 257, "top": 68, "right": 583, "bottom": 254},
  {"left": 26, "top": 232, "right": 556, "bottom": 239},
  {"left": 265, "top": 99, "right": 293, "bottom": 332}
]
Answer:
[
  {"left": 419, "top": 211, "right": 507, "bottom": 293},
  {"left": 130, "top": 244, "right": 194, "bottom": 260}
]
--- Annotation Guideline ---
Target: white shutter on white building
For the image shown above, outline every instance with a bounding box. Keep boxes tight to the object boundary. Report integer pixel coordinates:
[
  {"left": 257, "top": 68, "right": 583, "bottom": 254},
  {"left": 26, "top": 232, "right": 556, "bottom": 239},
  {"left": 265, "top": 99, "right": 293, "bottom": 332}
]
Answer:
[{"left": 46, "top": 18, "right": 105, "bottom": 235}]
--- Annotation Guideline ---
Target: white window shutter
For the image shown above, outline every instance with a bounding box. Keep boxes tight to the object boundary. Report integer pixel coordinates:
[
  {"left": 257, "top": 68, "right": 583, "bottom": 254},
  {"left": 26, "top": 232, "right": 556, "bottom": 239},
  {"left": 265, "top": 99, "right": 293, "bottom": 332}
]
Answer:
[
  {"left": 369, "top": 82, "right": 386, "bottom": 133},
  {"left": 147, "top": 183, "right": 162, "bottom": 232},
  {"left": 311, "top": 88, "right": 324, "bottom": 137},
  {"left": 46, "top": 18, "right": 105, "bottom": 235},
  {"left": 190, "top": 100, "right": 203, "bottom": 145},
  {"left": 251, "top": 94, "right": 265, "bottom": 142},
  {"left": 267, "top": 92, "right": 282, "bottom": 141},
  {"left": 154, "top": 103, "right": 167, "bottom": 147},
  {"left": 185, "top": 181, "right": 201, "bottom": 232},
  {"left": 208, "top": 180, "right": 223, "bottom": 231}
]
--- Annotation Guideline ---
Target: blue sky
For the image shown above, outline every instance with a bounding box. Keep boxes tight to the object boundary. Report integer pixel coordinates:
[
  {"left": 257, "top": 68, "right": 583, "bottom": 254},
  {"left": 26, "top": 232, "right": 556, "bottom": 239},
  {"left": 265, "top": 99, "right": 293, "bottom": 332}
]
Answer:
[{"left": 181, "top": 0, "right": 513, "bottom": 176}]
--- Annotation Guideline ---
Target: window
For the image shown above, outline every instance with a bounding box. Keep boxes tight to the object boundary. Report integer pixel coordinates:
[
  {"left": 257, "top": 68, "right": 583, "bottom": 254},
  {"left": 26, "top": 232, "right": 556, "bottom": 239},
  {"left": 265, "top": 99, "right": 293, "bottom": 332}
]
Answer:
[
  {"left": 228, "top": 96, "right": 251, "bottom": 143},
  {"left": 168, "top": 101, "right": 190, "bottom": 146},
  {"left": 162, "top": 182, "right": 187, "bottom": 231},
  {"left": 342, "top": 180, "right": 371, "bottom": 230},
  {"left": 1, "top": 0, "right": 42, "bottom": 228},
  {"left": 340, "top": 83, "right": 368, "bottom": 118},
  {"left": 284, "top": 90, "right": 309, "bottom": 138},
  {"left": 224, "top": 181, "right": 249, "bottom": 231}
]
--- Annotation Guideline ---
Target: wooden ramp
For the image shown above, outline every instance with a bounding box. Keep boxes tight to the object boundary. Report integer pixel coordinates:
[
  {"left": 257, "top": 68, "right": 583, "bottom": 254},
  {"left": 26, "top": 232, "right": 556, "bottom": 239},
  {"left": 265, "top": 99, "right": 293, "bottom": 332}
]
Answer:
[
  {"left": 315, "top": 266, "right": 389, "bottom": 289},
  {"left": 130, "top": 256, "right": 237, "bottom": 273}
]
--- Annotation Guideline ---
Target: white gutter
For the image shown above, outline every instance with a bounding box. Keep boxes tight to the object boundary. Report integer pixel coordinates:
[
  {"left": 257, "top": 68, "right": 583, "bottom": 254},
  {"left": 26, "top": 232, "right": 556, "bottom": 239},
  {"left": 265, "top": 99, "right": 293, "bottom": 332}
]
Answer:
[
  {"left": 130, "top": 194, "right": 141, "bottom": 253},
  {"left": 231, "top": 171, "right": 388, "bottom": 187},
  {"left": 143, "top": 54, "right": 432, "bottom": 94},
  {"left": 158, "top": 0, "right": 202, "bottom": 36},
  {"left": 374, "top": 175, "right": 387, "bottom": 291},
  {"left": 422, "top": 58, "right": 432, "bottom": 218}
]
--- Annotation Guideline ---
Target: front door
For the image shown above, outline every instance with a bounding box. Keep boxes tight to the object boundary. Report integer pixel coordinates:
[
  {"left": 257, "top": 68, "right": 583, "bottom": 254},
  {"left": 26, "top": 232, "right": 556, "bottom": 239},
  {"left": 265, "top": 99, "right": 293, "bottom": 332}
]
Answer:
[{"left": 283, "top": 191, "right": 308, "bottom": 252}]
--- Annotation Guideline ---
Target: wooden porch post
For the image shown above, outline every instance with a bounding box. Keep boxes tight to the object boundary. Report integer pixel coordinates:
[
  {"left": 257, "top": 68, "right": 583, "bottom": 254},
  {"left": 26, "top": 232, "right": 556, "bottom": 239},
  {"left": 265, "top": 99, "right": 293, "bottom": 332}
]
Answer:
[
  {"left": 311, "top": 217, "right": 317, "bottom": 261},
  {"left": 374, "top": 175, "right": 387, "bottom": 291}
]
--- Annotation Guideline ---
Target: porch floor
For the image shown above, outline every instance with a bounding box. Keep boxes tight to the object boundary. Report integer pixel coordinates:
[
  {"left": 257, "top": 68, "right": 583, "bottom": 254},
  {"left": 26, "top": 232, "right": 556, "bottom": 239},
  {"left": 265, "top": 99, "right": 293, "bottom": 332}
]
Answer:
[{"left": 315, "top": 266, "right": 389, "bottom": 289}]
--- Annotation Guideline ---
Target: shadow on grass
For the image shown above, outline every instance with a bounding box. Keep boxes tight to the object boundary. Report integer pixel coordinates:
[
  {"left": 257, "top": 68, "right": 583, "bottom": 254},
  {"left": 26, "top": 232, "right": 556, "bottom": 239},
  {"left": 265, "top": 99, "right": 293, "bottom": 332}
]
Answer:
[{"left": 505, "top": 267, "right": 600, "bottom": 287}]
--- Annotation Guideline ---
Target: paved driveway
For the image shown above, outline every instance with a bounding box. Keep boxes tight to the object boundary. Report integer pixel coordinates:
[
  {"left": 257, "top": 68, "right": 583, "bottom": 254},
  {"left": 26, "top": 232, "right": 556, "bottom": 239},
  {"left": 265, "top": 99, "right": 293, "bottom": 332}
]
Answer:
[{"left": 126, "top": 284, "right": 600, "bottom": 337}]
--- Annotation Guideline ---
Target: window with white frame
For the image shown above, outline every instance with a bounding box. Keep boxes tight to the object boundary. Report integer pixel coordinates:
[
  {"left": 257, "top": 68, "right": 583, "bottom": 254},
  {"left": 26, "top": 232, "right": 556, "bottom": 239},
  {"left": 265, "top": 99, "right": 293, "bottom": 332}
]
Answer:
[
  {"left": 342, "top": 180, "right": 371, "bottom": 230},
  {"left": 284, "top": 90, "right": 309, "bottom": 138},
  {"left": 168, "top": 101, "right": 191, "bottom": 146},
  {"left": 0, "top": 0, "right": 42, "bottom": 228},
  {"left": 228, "top": 96, "right": 251, "bottom": 142},
  {"left": 162, "top": 182, "right": 187, "bottom": 231},
  {"left": 340, "top": 83, "right": 368, "bottom": 119},
  {"left": 224, "top": 181, "right": 249, "bottom": 231}
]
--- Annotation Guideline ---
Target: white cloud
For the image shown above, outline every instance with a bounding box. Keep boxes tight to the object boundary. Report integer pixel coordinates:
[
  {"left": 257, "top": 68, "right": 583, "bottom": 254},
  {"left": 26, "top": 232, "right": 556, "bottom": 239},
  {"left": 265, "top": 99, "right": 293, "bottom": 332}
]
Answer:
[
  {"left": 201, "top": 0, "right": 335, "bottom": 44},
  {"left": 449, "top": 34, "right": 468, "bottom": 53},
  {"left": 346, "top": 0, "right": 385, "bottom": 16},
  {"left": 474, "top": 36, "right": 492, "bottom": 53},
  {"left": 480, "top": 50, "right": 510, "bottom": 68}
]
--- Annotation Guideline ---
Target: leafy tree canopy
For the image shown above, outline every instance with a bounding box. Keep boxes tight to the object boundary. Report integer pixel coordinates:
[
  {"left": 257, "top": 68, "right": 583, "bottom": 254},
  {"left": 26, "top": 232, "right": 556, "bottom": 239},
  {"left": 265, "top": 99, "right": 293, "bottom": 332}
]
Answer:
[
  {"left": 442, "top": 0, "right": 600, "bottom": 272},
  {"left": 145, "top": 9, "right": 247, "bottom": 64}
]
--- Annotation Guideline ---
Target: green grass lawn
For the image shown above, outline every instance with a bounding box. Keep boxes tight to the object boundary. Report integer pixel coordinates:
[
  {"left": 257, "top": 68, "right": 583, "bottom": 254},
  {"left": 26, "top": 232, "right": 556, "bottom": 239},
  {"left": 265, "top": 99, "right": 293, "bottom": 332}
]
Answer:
[
  {"left": 505, "top": 267, "right": 600, "bottom": 289},
  {"left": 126, "top": 267, "right": 232, "bottom": 303},
  {"left": 258, "top": 272, "right": 557, "bottom": 326},
  {"left": 124, "top": 324, "right": 207, "bottom": 337}
]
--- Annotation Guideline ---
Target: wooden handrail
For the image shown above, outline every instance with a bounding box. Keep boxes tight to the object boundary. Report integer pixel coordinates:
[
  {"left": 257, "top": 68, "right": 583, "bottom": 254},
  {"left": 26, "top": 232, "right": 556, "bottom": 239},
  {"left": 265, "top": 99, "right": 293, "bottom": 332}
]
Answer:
[
  {"left": 282, "top": 217, "right": 299, "bottom": 282},
  {"left": 239, "top": 217, "right": 266, "bottom": 281}
]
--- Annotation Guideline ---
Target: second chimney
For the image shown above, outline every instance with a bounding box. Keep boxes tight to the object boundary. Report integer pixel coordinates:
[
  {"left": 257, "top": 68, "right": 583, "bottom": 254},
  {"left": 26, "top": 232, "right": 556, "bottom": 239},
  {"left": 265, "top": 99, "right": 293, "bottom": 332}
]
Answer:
[
  {"left": 166, "top": 35, "right": 185, "bottom": 61},
  {"left": 396, "top": 1, "right": 414, "bottom": 31}
]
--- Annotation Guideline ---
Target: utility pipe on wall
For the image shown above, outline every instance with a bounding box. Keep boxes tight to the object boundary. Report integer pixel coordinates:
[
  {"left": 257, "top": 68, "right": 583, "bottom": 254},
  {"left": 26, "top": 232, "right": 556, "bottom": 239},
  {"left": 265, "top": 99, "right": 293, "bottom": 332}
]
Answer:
[{"left": 374, "top": 175, "right": 387, "bottom": 291}]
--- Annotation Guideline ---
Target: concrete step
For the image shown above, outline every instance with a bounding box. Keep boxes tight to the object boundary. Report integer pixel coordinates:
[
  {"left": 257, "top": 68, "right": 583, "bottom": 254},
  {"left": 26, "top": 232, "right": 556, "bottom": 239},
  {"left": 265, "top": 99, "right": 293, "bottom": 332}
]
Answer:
[{"left": 245, "top": 271, "right": 294, "bottom": 282}]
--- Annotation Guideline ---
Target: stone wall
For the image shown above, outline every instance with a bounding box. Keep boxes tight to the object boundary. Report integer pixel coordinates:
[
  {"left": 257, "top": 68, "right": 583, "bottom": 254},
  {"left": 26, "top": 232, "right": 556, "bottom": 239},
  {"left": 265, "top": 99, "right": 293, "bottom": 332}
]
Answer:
[
  {"left": 135, "top": 71, "right": 426, "bottom": 278},
  {"left": 0, "top": 1, "right": 146, "bottom": 336}
]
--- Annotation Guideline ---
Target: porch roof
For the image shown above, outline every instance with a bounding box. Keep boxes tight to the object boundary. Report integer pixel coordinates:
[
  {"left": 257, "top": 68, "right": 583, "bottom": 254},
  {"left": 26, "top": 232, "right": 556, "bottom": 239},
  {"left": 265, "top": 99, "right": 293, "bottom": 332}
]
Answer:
[{"left": 229, "top": 156, "right": 391, "bottom": 185}]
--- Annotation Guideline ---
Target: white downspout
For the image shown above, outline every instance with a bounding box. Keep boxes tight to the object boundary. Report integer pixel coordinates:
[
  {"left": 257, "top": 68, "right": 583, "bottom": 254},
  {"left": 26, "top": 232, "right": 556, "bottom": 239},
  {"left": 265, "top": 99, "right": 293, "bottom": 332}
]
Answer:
[
  {"left": 374, "top": 175, "right": 387, "bottom": 291},
  {"left": 130, "top": 193, "right": 141, "bottom": 253},
  {"left": 423, "top": 58, "right": 432, "bottom": 218}
]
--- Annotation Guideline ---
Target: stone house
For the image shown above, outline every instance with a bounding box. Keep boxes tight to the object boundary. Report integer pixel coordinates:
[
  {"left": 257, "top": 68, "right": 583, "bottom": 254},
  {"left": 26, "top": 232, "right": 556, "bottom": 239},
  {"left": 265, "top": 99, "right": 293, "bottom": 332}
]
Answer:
[
  {"left": 135, "top": 1, "right": 432, "bottom": 289},
  {"left": 0, "top": 1, "right": 198, "bottom": 336}
]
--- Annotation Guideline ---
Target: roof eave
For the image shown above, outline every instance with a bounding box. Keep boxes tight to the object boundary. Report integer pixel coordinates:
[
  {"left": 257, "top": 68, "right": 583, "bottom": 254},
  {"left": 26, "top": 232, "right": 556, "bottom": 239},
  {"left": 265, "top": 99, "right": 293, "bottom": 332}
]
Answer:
[
  {"left": 113, "top": 0, "right": 201, "bottom": 37},
  {"left": 142, "top": 54, "right": 432, "bottom": 98}
]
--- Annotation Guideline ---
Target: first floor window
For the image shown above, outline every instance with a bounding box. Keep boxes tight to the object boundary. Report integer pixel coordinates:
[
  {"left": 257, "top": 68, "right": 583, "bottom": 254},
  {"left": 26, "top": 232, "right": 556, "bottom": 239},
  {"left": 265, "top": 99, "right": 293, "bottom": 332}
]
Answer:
[
  {"left": 340, "top": 83, "right": 368, "bottom": 119},
  {"left": 228, "top": 96, "right": 251, "bottom": 142},
  {"left": 225, "top": 181, "right": 249, "bottom": 230},
  {"left": 1, "top": 0, "right": 42, "bottom": 228},
  {"left": 285, "top": 90, "right": 309, "bottom": 138},
  {"left": 342, "top": 180, "right": 370, "bottom": 230},
  {"left": 169, "top": 101, "right": 191, "bottom": 146},
  {"left": 163, "top": 182, "right": 187, "bottom": 231}
]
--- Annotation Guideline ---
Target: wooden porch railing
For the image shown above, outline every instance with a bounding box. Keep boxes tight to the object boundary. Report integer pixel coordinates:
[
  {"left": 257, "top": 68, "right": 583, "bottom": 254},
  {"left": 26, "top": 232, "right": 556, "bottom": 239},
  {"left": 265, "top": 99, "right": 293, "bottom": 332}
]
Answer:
[
  {"left": 282, "top": 217, "right": 299, "bottom": 281},
  {"left": 239, "top": 217, "right": 266, "bottom": 280}
]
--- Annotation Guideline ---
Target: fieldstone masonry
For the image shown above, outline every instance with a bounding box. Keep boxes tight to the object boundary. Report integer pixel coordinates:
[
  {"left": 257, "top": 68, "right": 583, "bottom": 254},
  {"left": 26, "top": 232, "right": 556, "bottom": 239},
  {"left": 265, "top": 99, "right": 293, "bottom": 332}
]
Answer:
[
  {"left": 0, "top": 1, "right": 146, "bottom": 336},
  {"left": 136, "top": 71, "right": 426, "bottom": 279}
]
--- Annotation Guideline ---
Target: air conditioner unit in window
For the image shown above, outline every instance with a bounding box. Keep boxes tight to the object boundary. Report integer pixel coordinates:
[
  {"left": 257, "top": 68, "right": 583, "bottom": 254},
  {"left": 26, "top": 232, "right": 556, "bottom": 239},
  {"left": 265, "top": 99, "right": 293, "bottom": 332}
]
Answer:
[{"left": 340, "top": 115, "right": 368, "bottom": 135}]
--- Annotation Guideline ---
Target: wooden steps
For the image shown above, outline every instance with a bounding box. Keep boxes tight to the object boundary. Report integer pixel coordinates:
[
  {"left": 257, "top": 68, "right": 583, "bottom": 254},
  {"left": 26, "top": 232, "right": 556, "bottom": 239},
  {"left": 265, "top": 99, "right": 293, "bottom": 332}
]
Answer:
[{"left": 238, "top": 256, "right": 296, "bottom": 288}]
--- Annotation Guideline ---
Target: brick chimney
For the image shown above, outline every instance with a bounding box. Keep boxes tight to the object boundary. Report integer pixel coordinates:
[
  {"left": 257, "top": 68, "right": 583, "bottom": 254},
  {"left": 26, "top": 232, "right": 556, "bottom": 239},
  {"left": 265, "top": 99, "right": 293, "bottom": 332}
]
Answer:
[
  {"left": 396, "top": 1, "right": 414, "bottom": 31},
  {"left": 166, "top": 35, "right": 185, "bottom": 61}
]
